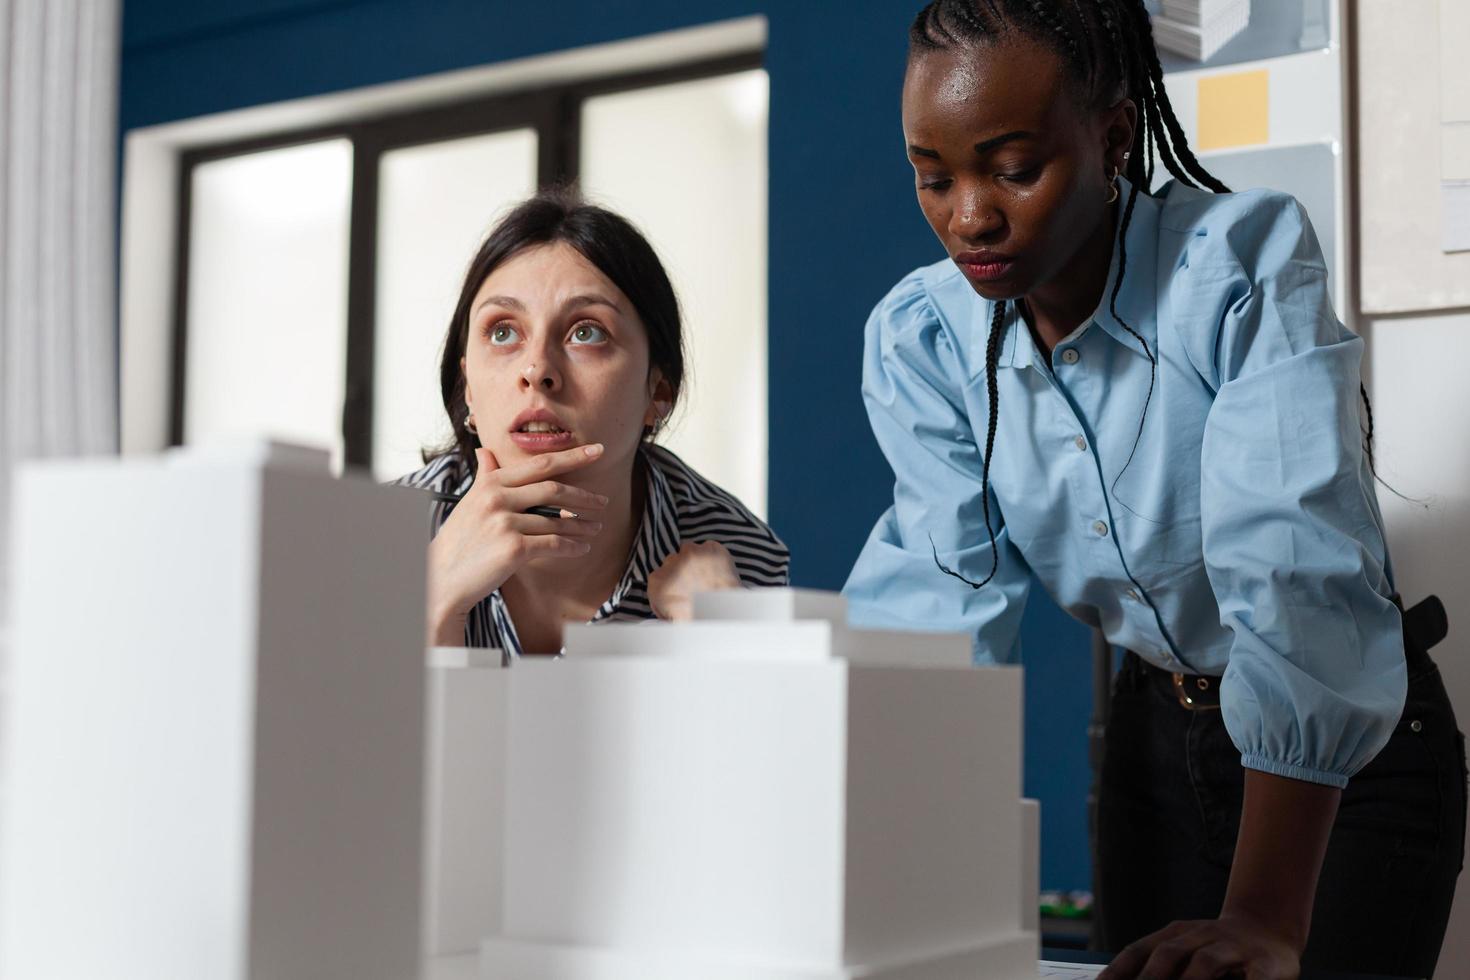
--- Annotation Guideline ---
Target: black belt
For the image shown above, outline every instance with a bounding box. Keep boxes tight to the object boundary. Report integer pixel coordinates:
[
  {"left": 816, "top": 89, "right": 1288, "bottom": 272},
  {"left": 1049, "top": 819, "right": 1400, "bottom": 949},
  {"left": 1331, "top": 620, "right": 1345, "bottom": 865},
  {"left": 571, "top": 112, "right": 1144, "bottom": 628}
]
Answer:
[{"left": 1127, "top": 594, "right": 1447, "bottom": 713}]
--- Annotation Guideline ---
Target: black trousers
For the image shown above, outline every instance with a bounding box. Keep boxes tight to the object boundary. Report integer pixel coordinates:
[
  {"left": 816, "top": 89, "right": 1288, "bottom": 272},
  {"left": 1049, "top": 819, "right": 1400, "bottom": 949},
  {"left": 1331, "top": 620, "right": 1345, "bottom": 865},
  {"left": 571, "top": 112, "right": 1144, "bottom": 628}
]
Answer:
[{"left": 1095, "top": 651, "right": 1467, "bottom": 978}]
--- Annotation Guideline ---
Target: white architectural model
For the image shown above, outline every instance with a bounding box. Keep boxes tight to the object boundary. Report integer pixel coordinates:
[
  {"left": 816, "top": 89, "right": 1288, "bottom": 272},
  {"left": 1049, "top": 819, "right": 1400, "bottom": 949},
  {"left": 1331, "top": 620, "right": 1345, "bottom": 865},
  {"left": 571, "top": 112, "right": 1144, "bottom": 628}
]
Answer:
[
  {"left": 0, "top": 442, "right": 428, "bottom": 980},
  {"left": 423, "top": 646, "right": 510, "bottom": 956},
  {"left": 481, "top": 589, "right": 1041, "bottom": 980},
  {"left": 1, "top": 440, "right": 1043, "bottom": 980}
]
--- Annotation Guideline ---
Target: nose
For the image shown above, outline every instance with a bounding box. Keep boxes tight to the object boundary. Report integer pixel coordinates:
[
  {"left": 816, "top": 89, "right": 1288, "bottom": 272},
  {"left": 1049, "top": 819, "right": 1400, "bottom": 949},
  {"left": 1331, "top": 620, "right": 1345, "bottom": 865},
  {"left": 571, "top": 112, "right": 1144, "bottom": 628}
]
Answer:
[
  {"left": 518, "top": 348, "right": 562, "bottom": 393},
  {"left": 949, "top": 187, "right": 1003, "bottom": 243}
]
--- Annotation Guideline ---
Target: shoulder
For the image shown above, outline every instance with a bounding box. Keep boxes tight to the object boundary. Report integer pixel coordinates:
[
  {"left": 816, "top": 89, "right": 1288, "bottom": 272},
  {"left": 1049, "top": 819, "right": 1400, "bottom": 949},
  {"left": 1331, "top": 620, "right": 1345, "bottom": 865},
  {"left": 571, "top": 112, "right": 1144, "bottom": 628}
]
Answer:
[
  {"left": 869, "top": 257, "right": 982, "bottom": 338},
  {"left": 867, "top": 257, "right": 990, "bottom": 383},
  {"left": 393, "top": 452, "right": 470, "bottom": 493},
  {"left": 1155, "top": 181, "right": 1325, "bottom": 282},
  {"left": 1154, "top": 182, "right": 1346, "bottom": 386},
  {"left": 643, "top": 444, "right": 789, "bottom": 587}
]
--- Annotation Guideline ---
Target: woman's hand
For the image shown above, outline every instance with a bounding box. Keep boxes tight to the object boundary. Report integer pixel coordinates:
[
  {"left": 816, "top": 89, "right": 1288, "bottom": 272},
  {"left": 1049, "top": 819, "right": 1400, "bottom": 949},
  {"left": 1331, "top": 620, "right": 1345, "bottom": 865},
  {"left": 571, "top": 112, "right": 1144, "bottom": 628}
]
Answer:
[
  {"left": 426, "top": 445, "right": 609, "bottom": 646},
  {"left": 1100, "top": 769, "right": 1337, "bottom": 980},
  {"left": 1098, "top": 913, "right": 1300, "bottom": 980},
  {"left": 646, "top": 539, "right": 742, "bottom": 622}
]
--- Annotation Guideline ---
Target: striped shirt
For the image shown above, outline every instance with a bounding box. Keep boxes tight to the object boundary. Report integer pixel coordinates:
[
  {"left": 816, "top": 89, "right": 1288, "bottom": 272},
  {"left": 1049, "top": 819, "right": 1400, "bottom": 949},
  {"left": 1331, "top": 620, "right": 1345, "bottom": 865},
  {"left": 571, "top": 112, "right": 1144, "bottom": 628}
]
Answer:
[{"left": 397, "top": 443, "right": 789, "bottom": 655}]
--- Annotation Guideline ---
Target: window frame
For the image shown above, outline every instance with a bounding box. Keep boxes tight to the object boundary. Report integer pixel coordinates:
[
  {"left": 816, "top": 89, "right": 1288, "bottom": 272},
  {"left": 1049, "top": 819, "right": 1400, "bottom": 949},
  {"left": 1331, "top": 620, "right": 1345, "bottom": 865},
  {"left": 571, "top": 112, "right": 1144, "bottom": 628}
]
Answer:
[{"left": 168, "top": 50, "right": 763, "bottom": 469}]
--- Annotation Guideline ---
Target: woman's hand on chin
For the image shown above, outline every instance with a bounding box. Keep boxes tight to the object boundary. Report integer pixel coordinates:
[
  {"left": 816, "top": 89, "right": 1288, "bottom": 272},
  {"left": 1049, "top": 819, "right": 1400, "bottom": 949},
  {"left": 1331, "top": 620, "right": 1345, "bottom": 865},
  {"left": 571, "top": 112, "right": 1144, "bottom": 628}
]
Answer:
[
  {"left": 647, "top": 540, "right": 742, "bottom": 622},
  {"left": 425, "top": 445, "right": 608, "bottom": 646}
]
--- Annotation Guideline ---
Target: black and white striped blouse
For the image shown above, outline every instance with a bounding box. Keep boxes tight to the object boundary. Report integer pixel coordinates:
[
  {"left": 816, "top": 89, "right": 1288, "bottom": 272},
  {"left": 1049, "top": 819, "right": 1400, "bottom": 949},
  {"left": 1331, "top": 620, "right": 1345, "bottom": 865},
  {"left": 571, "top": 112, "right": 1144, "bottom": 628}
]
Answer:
[{"left": 397, "top": 443, "right": 790, "bottom": 655}]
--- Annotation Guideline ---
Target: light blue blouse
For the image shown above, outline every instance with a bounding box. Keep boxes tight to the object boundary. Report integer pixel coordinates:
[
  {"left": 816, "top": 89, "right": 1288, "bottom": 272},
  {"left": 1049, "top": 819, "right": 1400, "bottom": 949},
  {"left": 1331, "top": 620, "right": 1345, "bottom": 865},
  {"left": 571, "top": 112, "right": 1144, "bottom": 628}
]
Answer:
[{"left": 844, "top": 178, "right": 1405, "bottom": 789}]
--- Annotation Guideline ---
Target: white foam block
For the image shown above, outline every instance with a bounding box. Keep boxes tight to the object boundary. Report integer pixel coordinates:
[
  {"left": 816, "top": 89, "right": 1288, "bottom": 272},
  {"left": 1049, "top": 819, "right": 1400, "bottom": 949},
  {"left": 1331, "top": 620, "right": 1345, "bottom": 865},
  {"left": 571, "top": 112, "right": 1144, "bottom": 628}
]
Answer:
[
  {"left": 1021, "top": 799, "right": 1041, "bottom": 937},
  {"left": 488, "top": 657, "right": 1028, "bottom": 976},
  {"left": 692, "top": 586, "right": 848, "bottom": 624},
  {"left": 422, "top": 651, "right": 510, "bottom": 956},
  {"left": 0, "top": 442, "right": 426, "bottom": 980},
  {"left": 563, "top": 620, "right": 971, "bottom": 668},
  {"left": 479, "top": 931, "right": 1039, "bottom": 979}
]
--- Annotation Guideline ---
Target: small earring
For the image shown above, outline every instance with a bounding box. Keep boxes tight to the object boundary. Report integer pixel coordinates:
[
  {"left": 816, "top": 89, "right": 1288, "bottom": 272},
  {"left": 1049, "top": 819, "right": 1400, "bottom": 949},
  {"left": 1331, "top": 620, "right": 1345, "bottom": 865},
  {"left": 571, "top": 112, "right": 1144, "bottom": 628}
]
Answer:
[{"left": 464, "top": 409, "right": 478, "bottom": 434}]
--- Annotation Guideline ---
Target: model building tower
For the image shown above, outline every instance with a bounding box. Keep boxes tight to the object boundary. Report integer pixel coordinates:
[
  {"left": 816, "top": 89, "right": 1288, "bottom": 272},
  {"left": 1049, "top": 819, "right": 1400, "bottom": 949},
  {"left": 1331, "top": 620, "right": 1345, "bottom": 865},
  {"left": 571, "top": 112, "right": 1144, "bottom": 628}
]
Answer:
[
  {"left": 482, "top": 589, "right": 1041, "bottom": 980},
  {"left": 0, "top": 442, "right": 428, "bottom": 980},
  {"left": 1153, "top": 0, "right": 1251, "bottom": 62}
]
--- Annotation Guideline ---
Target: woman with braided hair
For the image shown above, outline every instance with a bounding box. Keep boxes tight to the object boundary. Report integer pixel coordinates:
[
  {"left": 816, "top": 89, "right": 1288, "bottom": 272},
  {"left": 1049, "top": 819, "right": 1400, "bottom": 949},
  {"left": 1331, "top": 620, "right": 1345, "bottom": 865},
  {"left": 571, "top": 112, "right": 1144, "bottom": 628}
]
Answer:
[{"left": 843, "top": 1, "right": 1465, "bottom": 977}]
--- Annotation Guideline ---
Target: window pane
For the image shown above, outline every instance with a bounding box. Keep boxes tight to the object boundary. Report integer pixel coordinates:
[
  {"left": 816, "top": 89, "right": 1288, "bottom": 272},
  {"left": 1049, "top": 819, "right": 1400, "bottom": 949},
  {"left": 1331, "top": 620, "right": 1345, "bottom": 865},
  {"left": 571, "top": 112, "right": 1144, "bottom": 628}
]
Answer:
[
  {"left": 373, "top": 129, "right": 540, "bottom": 481},
  {"left": 185, "top": 140, "right": 352, "bottom": 466},
  {"left": 581, "top": 69, "right": 769, "bottom": 518}
]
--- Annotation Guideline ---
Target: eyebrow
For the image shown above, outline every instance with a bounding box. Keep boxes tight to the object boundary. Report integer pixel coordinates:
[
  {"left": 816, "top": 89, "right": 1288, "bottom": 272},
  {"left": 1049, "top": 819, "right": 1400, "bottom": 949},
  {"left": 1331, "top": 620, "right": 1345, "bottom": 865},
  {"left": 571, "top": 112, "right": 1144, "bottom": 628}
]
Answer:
[
  {"left": 907, "top": 130, "right": 1035, "bottom": 161},
  {"left": 476, "top": 295, "right": 525, "bottom": 314},
  {"left": 472, "top": 293, "right": 623, "bottom": 316},
  {"left": 975, "top": 130, "right": 1033, "bottom": 154},
  {"left": 563, "top": 293, "right": 622, "bottom": 314}
]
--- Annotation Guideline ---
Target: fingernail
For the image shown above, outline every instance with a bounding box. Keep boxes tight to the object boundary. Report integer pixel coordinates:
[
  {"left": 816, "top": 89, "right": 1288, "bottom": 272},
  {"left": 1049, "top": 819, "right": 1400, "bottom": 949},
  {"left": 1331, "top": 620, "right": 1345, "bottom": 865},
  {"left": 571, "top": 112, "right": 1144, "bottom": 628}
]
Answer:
[
  {"left": 595, "top": 494, "right": 610, "bottom": 505},
  {"left": 588, "top": 522, "right": 604, "bottom": 531},
  {"left": 584, "top": 444, "right": 604, "bottom": 457}
]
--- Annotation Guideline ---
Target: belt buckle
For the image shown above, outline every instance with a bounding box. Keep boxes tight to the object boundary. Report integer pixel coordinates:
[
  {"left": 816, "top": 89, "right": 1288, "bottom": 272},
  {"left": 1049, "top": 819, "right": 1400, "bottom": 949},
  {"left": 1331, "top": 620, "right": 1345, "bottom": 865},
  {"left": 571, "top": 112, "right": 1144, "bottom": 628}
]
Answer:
[{"left": 1172, "top": 672, "right": 1221, "bottom": 711}]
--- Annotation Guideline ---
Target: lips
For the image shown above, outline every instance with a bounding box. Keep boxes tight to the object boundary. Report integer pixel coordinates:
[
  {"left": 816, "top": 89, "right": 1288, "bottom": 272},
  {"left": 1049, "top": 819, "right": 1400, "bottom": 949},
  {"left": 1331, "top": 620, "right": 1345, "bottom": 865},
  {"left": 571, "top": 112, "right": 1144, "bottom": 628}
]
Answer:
[
  {"left": 508, "top": 408, "right": 575, "bottom": 452},
  {"left": 955, "top": 249, "right": 1017, "bottom": 283}
]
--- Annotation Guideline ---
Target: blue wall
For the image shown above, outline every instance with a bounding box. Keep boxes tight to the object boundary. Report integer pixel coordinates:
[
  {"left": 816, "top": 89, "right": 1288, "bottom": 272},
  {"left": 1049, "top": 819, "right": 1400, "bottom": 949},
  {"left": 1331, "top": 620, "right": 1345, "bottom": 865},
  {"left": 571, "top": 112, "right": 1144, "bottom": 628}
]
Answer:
[{"left": 121, "top": 0, "right": 1095, "bottom": 893}]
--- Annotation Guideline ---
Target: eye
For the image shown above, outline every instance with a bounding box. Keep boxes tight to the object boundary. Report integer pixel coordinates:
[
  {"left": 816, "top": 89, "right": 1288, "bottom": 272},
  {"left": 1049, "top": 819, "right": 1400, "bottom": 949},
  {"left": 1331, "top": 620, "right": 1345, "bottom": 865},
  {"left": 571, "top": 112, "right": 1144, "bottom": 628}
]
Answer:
[
  {"left": 568, "top": 321, "right": 608, "bottom": 345},
  {"left": 488, "top": 323, "right": 519, "bottom": 346},
  {"left": 997, "top": 166, "right": 1041, "bottom": 184},
  {"left": 918, "top": 177, "right": 953, "bottom": 193}
]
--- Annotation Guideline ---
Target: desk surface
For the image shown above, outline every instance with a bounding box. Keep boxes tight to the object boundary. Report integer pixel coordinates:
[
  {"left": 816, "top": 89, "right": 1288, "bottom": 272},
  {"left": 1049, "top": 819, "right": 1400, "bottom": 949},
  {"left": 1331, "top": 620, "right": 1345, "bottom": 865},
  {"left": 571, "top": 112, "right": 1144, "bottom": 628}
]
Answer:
[
  {"left": 1038, "top": 948, "right": 1417, "bottom": 980},
  {"left": 420, "top": 951, "right": 1108, "bottom": 979},
  {"left": 424, "top": 949, "right": 1415, "bottom": 980}
]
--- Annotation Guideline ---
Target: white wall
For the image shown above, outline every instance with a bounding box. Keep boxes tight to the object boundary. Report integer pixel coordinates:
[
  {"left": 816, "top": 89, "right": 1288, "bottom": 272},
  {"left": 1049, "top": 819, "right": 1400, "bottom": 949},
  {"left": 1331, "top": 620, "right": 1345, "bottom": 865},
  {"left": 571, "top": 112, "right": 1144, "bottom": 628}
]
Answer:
[{"left": 1366, "top": 309, "right": 1470, "bottom": 979}]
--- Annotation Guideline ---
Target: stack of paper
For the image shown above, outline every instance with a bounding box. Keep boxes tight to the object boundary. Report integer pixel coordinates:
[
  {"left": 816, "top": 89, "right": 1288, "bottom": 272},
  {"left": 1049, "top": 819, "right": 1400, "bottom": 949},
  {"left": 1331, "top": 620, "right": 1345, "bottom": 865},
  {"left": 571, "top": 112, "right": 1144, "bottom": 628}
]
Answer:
[{"left": 1153, "top": 0, "right": 1251, "bottom": 62}]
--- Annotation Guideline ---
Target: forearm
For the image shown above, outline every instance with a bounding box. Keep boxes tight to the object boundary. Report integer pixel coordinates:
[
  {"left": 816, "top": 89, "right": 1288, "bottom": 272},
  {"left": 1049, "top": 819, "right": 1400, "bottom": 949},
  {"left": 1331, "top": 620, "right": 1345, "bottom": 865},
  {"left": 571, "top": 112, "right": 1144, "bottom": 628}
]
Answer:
[
  {"left": 1222, "top": 768, "right": 1342, "bottom": 949},
  {"left": 427, "top": 604, "right": 469, "bottom": 647}
]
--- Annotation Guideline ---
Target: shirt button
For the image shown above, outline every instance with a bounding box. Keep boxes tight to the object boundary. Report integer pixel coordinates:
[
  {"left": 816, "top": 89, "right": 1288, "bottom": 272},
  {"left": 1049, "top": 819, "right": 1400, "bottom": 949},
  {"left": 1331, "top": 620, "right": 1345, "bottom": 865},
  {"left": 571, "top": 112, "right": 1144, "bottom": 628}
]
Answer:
[
  {"left": 1074, "top": 435, "right": 1087, "bottom": 451},
  {"left": 1125, "top": 588, "right": 1140, "bottom": 601},
  {"left": 1092, "top": 520, "right": 1109, "bottom": 537},
  {"left": 1060, "top": 348, "right": 1081, "bottom": 365}
]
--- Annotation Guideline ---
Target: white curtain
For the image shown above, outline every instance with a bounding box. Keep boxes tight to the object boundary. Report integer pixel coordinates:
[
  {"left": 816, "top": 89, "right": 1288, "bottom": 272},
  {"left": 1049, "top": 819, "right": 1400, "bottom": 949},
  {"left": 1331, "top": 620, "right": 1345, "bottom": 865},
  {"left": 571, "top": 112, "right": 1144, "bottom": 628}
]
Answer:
[{"left": 0, "top": 0, "right": 120, "bottom": 636}]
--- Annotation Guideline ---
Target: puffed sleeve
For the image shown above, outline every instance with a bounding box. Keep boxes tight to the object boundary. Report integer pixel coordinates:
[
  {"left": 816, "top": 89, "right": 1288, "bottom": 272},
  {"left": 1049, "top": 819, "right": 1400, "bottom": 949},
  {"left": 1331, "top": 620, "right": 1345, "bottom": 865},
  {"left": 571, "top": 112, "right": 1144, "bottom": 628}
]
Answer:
[
  {"left": 1184, "top": 190, "right": 1405, "bottom": 788},
  {"left": 842, "top": 270, "right": 1031, "bottom": 664}
]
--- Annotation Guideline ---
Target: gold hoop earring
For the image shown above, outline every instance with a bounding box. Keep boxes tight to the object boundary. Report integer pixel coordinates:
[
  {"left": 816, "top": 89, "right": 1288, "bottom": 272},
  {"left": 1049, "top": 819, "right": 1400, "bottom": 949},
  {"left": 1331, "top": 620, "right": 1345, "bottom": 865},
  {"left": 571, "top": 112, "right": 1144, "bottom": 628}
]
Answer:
[{"left": 1106, "top": 167, "right": 1121, "bottom": 205}]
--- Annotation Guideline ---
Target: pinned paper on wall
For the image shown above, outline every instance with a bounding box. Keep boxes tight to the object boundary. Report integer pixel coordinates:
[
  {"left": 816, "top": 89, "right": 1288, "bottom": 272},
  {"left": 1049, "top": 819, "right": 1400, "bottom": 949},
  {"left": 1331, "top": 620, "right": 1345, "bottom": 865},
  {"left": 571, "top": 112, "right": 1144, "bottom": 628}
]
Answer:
[
  {"left": 1196, "top": 69, "right": 1268, "bottom": 151},
  {"left": 1358, "top": 0, "right": 1470, "bottom": 311},
  {"left": 1441, "top": 0, "right": 1470, "bottom": 253},
  {"left": 1444, "top": 183, "right": 1470, "bottom": 253}
]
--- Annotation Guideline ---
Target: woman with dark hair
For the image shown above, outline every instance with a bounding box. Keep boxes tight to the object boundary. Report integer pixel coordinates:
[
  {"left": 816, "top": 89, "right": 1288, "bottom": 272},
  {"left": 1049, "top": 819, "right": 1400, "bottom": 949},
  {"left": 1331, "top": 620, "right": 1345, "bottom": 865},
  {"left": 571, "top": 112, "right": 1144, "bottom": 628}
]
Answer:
[
  {"left": 399, "top": 190, "right": 787, "bottom": 654},
  {"left": 844, "top": 2, "right": 1464, "bottom": 978}
]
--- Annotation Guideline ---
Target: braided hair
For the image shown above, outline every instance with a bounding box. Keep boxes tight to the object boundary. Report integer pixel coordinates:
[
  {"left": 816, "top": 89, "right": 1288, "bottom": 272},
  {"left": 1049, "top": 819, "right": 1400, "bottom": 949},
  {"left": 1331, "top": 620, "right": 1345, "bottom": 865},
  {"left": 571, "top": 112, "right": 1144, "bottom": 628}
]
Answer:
[{"left": 909, "top": 0, "right": 1376, "bottom": 588}]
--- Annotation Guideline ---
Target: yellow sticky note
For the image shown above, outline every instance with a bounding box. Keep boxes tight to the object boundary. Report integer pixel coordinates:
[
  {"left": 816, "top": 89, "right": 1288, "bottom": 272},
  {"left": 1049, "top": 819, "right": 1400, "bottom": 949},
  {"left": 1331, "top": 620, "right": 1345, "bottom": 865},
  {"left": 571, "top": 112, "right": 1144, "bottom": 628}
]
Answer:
[{"left": 1197, "top": 70, "right": 1269, "bottom": 151}]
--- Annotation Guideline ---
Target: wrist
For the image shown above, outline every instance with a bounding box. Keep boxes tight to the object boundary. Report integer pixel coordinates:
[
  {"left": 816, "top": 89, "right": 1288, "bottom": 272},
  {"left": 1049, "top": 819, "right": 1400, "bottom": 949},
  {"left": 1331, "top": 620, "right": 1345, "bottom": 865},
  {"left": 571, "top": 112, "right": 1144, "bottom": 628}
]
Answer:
[
  {"left": 1218, "top": 896, "right": 1309, "bottom": 953},
  {"left": 427, "top": 601, "right": 470, "bottom": 646}
]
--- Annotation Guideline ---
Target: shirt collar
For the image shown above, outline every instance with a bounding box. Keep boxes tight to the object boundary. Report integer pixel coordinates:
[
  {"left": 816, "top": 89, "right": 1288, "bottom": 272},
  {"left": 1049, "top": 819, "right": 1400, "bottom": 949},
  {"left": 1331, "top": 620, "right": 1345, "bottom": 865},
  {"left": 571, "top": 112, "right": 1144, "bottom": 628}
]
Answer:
[
  {"left": 1092, "top": 176, "right": 1160, "bottom": 360},
  {"left": 604, "top": 446, "right": 681, "bottom": 612},
  {"left": 997, "top": 176, "right": 1161, "bottom": 370}
]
